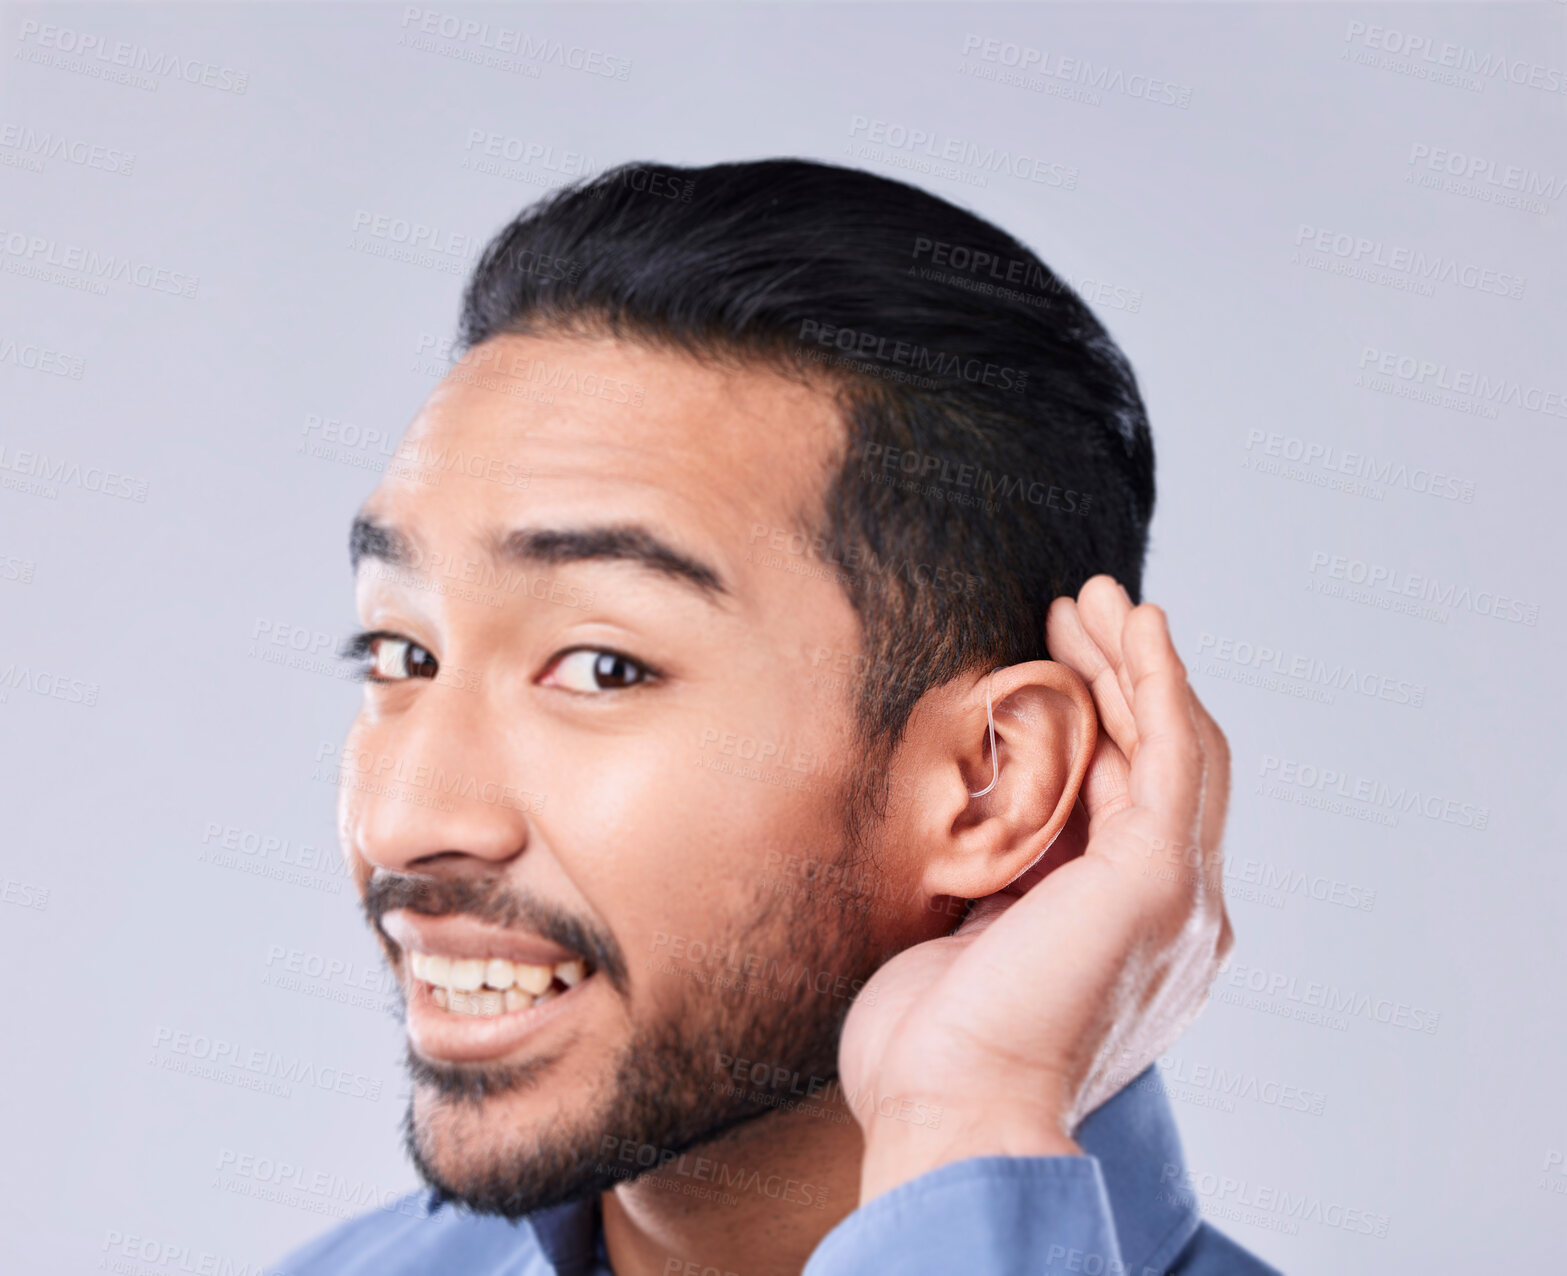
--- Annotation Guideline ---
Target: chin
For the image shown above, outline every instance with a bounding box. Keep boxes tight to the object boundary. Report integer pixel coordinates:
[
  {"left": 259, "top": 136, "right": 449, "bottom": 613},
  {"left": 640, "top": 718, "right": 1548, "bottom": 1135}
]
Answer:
[{"left": 405, "top": 1072, "right": 622, "bottom": 1218}]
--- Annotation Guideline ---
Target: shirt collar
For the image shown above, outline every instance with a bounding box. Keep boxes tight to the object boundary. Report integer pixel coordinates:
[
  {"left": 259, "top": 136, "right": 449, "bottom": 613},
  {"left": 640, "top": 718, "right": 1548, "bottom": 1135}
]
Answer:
[
  {"left": 526, "top": 1194, "right": 604, "bottom": 1276},
  {"left": 523, "top": 1064, "right": 1197, "bottom": 1275}
]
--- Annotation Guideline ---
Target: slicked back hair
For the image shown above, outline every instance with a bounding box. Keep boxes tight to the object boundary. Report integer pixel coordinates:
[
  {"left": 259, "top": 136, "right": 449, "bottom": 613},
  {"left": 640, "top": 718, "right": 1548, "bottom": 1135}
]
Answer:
[{"left": 457, "top": 158, "right": 1154, "bottom": 772}]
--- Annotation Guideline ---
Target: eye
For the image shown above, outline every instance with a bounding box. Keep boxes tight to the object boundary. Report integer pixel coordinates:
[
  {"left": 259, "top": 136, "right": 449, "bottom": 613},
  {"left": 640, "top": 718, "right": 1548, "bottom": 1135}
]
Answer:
[
  {"left": 541, "top": 648, "right": 656, "bottom": 693},
  {"left": 346, "top": 631, "right": 439, "bottom": 682}
]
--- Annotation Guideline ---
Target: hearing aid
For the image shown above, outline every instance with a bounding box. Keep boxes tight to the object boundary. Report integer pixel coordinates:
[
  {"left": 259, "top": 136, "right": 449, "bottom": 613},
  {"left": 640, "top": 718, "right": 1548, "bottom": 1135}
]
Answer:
[
  {"left": 968, "top": 668, "right": 1001, "bottom": 798},
  {"left": 967, "top": 666, "right": 1065, "bottom": 887}
]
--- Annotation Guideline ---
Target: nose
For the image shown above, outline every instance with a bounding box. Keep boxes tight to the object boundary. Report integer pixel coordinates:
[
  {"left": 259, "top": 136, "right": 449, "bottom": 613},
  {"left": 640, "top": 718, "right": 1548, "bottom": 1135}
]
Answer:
[{"left": 342, "top": 684, "right": 532, "bottom": 878}]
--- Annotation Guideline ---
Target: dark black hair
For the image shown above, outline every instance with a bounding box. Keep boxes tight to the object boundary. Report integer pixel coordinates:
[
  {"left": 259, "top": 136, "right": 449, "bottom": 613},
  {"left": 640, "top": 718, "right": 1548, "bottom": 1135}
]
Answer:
[{"left": 458, "top": 158, "right": 1154, "bottom": 756}]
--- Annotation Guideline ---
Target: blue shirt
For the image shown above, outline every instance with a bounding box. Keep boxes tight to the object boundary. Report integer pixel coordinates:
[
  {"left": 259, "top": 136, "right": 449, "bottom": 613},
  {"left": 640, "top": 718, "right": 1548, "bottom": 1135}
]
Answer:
[{"left": 280, "top": 1066, "right": 1280, "bottom": 1275}]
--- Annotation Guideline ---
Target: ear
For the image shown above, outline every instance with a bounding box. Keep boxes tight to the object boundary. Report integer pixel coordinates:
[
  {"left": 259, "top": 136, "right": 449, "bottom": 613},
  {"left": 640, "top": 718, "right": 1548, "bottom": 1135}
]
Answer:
[{"left": 899, "top": 661, "right": 1096, "bottom": 902}]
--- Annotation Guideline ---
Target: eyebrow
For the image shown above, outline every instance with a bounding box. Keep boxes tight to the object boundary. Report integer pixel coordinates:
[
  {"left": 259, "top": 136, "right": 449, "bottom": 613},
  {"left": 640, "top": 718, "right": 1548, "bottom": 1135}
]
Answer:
[{"left": 350, "top": 515, "right": 729, "bottom": 601}]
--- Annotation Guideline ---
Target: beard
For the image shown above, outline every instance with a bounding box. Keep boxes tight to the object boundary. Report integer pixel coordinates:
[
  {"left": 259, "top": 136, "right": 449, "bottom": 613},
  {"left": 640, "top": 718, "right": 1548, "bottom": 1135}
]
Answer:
[{"left": 384, "top": 797, "right": 891, "bottom": 1221}]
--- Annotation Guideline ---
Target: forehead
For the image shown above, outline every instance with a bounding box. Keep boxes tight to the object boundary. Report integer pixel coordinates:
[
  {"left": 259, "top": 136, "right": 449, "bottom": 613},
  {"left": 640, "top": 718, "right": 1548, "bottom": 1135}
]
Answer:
[{"left": 368, "top": 333, "right": 846, "bottom": 544}]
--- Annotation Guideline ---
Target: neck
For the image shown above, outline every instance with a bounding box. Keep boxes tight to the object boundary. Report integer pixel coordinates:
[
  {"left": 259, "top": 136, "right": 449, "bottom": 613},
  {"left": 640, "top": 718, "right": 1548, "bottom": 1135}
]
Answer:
[{"left": 600, "top": 1094, "right": 864, "bottom": 1276}]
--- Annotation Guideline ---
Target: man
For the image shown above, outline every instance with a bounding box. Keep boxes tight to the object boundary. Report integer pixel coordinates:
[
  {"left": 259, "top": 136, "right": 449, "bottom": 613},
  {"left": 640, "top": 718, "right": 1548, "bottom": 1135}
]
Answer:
[{"left": 284, "top": 159, "right": 1276, "bottom": 1275}]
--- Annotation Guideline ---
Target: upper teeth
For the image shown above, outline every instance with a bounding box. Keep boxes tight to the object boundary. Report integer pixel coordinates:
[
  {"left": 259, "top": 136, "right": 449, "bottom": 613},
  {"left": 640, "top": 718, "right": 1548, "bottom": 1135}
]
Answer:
[{"left": 408, "top": 951, "right": 584, "bottom": 994}]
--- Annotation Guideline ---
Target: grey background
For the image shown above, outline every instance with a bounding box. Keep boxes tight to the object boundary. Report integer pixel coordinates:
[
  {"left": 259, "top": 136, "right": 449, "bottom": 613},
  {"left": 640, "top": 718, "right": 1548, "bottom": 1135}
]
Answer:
[{"left": 3, "top": 3, "right": 1563, "bottom": 1271}]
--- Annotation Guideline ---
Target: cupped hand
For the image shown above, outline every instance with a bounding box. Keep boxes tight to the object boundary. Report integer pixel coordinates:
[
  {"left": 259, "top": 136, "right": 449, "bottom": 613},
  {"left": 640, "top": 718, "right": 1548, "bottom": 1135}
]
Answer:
[{"left": 837, "top": 575, "right": 1233, "bottom": 1201}]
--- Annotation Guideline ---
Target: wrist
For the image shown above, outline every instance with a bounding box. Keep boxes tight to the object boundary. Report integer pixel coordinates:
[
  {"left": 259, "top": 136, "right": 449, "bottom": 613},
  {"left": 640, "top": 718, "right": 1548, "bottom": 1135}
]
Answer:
[{"left": 857, "top": 1098, "right": 1082, "bottom": 1204}]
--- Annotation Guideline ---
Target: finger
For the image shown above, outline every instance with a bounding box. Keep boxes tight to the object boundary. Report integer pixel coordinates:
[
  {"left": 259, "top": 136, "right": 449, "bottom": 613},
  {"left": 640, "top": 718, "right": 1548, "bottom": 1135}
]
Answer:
[
  {"left": 1187, "top": 688, "right": 1231, "bottom": 887},
  {"left": 1122, "top": 605, "right": 1204, "bottom": 838},
  {"left": 1005, "top": 795, "right": 1090, "bottom": 895},
  {"left": 1079, "top": 732, "right": 1132, "bottom": 837},
  {"left": 1046, "top": 594, "right": 1138, "bottom": 757},
  {"left": 1076, "top": 576, "right": 1136, "bottom": 712},
  {"left": 1011, "top": 732, "right": 1131, "bottom": 894},
  {"left": 1128, "top": 596, "right": 1229, "bottom": 883},
  {"left": 1115, "top": 605, "right": 1227, "bottom": 868}
]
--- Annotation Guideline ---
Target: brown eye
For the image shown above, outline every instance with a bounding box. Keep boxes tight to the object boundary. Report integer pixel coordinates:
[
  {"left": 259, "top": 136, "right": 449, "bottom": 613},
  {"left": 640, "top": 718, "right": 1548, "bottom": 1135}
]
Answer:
[
  {"left": 370, "top": 636, "right": 439, "bottom": 681},
  {"left": 543, "top": 649, "right": 653, "bottom": 692}
]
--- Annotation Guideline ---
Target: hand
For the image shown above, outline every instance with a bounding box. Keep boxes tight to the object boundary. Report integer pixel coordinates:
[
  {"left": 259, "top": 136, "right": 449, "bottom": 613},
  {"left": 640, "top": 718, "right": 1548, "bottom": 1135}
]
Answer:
[{"left": 837, "top": 575, "right": 1233, "bottom": 1202}]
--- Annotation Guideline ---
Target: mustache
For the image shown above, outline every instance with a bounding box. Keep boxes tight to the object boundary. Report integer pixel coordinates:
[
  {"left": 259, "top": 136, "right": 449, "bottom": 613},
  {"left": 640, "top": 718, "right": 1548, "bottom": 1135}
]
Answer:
[{"left": 363, "top": 870, "right": 629, "bottom": 995}]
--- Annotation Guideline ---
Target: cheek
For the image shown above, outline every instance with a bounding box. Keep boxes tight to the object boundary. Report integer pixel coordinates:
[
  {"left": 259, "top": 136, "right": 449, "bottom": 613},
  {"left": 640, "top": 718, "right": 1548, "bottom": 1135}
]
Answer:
[{"left": 549, "top": 744, "right": 840, "bottom": 985}]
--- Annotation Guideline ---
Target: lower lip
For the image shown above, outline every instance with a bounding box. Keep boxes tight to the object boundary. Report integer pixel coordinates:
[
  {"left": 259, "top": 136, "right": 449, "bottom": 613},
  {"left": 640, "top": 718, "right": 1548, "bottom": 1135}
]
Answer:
[{"left": 404, "top": 973, "right": 595, "bottom": 1063}]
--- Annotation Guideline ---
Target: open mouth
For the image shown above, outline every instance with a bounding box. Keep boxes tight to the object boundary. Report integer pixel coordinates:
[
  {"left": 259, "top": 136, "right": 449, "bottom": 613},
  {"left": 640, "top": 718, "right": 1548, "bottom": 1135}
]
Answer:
[{"left": 408, "top": 951, "right": 593, "bottom": 1018}]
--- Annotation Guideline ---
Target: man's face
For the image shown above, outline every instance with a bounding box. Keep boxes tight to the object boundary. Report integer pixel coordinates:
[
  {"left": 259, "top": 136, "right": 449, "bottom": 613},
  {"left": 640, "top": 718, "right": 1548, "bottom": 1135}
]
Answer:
[{"left": 342, "top": 333, "right": 935, "bottom": 1214}]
